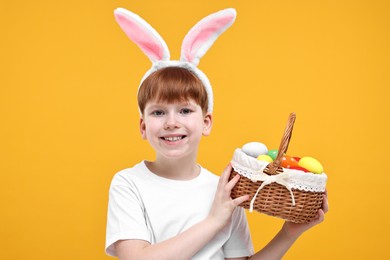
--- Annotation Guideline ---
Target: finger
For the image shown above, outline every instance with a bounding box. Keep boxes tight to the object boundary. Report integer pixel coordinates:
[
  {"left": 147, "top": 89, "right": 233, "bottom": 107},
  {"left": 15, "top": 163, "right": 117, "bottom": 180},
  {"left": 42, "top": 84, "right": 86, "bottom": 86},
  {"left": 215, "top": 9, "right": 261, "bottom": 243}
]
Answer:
[
  {"left": 322, "top": 194, "right": 329, "bottom": 213},
  {"left": 217, "top": 164, "right": 232, "bottom": 191},
  {"left": 308, "top": 209, "right": 324, "bottom": 227},
  {"left": 219, "top": 164, "right": 233, "bottom": 186},
  {"left": 317, "top": 209, "right": 325, "bottom": 223},
  {"left": 225, "top": 173, "right": 240, "bottom": 191},
  {"left": 233, "top": 194, "right": 250, "bottom": 207}
]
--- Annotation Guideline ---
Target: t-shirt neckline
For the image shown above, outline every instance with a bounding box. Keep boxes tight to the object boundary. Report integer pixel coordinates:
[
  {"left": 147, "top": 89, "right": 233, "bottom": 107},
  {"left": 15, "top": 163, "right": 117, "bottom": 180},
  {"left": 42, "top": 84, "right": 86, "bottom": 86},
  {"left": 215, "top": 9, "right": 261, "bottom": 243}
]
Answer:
[{"left": 141, "top": 160, "right": 206, "bottom": 187}]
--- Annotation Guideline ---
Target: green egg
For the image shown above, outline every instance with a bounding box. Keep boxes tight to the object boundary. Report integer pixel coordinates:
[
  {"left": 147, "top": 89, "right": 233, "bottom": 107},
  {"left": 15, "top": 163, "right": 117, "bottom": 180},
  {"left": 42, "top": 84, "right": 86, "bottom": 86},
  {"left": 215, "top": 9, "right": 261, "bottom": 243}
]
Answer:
[{"left": 267, "top": 149, "right": 278, "bottom": 160}]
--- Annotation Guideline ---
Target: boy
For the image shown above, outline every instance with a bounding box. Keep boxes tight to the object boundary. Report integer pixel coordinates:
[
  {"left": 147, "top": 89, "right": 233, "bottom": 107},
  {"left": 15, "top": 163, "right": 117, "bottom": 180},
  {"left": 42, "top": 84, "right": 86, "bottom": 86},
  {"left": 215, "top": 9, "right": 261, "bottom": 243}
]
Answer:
[{"left": 106, "top": 8, "right": 328, "bottom": 260}]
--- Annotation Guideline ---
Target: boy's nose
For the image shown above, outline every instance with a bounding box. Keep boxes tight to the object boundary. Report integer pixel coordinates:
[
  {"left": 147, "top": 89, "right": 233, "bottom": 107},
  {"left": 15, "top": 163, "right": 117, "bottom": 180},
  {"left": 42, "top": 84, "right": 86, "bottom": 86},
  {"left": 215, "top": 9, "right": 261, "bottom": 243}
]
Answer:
[{"left": 164, "top": 113, "right": 180, "bottom": 129}]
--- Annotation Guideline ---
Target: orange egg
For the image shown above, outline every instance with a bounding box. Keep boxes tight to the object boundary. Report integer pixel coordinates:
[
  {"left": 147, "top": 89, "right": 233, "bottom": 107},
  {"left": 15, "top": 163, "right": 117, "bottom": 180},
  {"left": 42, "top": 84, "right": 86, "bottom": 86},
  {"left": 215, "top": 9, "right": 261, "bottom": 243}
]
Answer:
[{"left": 281, "top": 155, "right": 299, "bottom": 168}]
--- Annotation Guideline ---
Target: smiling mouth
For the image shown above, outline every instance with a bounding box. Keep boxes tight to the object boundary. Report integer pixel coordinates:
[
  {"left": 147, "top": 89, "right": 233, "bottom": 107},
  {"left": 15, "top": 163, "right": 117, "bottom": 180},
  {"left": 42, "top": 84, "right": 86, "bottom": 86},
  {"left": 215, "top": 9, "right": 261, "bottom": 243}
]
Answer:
[{"left": 161, "top": 136, "right": 186, "bottom": 142}]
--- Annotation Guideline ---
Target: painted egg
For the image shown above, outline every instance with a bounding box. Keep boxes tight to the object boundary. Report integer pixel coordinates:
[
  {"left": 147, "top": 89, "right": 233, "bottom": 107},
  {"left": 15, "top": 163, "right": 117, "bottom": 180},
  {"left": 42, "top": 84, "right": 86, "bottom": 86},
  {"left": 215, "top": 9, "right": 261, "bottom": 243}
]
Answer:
[
  {"left": 298, "top": 157, "right": 323, "bottom": 174},
  {"left": 267, "top": 149, "right": 279, "bottom": 160},
  {"left": 281, "top": 155, "right": 299, "bottom": 168},
  {"left": 242, "top": 142, "right": 268, "bottom": 158},
  {"left": 257, "top": 154, "right": 273, "bottom": 163}
]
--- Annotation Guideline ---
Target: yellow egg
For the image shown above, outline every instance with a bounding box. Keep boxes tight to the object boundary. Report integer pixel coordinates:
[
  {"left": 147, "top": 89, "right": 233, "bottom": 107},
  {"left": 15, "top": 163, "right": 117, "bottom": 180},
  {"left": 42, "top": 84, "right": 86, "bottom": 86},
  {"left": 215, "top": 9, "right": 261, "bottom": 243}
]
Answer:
[
  {"left": 257, "top": 154, "right": 273, "bottom": 163},
  {"left": 298, "top": 157, "right": 323, "bottom": 174}
]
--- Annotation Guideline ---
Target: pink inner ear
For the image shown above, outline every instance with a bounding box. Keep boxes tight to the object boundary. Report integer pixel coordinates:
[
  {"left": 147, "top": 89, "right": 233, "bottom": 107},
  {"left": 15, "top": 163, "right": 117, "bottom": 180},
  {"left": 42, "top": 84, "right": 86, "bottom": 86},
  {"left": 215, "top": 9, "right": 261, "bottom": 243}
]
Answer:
[
  {"left": 184, "top": 15, "right": 234, "bottom": 62},
  {"left": 116, "top": 13, "right": 164, "bottom": 61}
]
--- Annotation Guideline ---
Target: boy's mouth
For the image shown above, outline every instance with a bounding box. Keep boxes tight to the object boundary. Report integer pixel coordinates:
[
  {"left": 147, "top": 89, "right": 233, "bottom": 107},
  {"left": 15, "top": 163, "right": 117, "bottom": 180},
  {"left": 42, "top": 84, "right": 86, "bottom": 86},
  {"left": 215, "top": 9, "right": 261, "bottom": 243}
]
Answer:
[{"left": 161, "top": 136, "right": 186, "bottom": 142}]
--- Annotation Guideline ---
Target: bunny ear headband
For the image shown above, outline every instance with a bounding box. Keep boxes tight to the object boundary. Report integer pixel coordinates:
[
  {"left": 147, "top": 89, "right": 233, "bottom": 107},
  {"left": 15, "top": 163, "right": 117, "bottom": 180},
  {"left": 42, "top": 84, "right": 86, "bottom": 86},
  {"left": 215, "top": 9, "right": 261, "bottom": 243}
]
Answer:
[{"left": 114, "top": 8, "right": 237, "bottom": 113}]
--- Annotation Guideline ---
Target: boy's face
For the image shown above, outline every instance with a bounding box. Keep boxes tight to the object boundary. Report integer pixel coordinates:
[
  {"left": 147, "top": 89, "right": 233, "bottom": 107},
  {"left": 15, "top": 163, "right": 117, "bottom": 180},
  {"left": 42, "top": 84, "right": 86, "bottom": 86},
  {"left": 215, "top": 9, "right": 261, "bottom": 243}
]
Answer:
[{"left": 140, "top": 99, "right": 212, "bottom": 160}]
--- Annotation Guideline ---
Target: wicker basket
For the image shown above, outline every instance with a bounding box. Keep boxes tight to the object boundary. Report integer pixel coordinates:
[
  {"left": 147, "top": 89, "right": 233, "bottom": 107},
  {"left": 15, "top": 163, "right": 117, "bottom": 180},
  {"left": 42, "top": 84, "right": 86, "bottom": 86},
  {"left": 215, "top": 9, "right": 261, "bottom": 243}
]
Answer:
[{"left": 230, "top": 113, "right": 326, "bottom": 223}]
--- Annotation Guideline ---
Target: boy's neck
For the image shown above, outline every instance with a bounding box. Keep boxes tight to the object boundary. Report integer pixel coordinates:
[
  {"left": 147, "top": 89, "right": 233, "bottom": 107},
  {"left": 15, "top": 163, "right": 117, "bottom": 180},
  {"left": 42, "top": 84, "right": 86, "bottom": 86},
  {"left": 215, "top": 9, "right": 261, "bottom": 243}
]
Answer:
[{"left": 145, "top": 157, "right": 201, "bottom": 181}]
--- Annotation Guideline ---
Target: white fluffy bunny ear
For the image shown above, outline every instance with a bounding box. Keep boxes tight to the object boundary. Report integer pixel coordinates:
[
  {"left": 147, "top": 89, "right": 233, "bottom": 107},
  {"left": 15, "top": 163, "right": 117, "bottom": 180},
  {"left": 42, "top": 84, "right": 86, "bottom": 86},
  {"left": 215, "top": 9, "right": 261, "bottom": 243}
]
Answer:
[
  {"left": 114, "top": 8, "right": 170, "bottom": 63},
  {"left": 181, "top": 8, "right": 236, "bottom": 66}
]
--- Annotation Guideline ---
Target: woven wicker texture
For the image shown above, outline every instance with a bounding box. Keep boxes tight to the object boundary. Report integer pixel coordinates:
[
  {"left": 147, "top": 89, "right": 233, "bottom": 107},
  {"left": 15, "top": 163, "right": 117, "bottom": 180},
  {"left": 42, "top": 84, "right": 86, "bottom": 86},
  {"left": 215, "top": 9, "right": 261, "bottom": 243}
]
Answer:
[{"left": 230, "top": 113, "right": 325, "bottom": 223}]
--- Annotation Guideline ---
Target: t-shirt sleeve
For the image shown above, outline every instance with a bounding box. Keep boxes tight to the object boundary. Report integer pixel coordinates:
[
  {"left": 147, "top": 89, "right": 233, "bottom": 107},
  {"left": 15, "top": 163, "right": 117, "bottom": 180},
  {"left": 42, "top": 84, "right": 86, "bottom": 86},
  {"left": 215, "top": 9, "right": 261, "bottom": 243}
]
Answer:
[
  {"left": 105, "top": 172, "right": 151, "bottom": 257},
  {"left": 223, "top": 207, "right": 254, "bottom": 258}
]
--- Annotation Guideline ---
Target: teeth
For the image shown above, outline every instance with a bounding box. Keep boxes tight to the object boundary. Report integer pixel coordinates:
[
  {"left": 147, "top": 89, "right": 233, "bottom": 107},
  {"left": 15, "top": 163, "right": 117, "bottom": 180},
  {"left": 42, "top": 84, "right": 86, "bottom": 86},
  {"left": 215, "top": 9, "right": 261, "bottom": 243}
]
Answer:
[{"left": 164, "top": 136, "right": 183, "bottom": 142}]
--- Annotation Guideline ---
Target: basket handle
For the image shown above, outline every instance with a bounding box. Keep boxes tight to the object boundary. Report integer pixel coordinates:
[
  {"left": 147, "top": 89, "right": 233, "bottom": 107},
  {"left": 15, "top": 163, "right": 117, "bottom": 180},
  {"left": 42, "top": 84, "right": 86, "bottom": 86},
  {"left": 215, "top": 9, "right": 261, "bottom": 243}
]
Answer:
[{"left": 264, "top": 112, "right": 296, "bottom": 175}]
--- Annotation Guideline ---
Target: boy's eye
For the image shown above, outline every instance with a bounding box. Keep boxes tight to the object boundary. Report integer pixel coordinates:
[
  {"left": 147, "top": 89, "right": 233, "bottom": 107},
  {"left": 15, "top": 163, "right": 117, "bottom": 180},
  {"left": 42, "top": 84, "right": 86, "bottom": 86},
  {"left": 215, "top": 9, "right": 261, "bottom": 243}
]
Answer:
[
  {"left": 180, "top": 108, "right": 192, "bottom": 114},
  {"left": 151, "top": 110, "right": 165, "bottom": 116}
]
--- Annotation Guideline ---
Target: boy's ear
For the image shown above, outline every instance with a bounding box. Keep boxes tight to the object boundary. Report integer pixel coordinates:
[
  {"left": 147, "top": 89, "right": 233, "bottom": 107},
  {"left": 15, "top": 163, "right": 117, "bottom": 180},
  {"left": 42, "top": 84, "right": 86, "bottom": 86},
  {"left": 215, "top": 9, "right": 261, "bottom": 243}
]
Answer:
[
  {"left": 202, "top": 113, "right": 213, "bottom": 136},
  {"left": 140, "top": 117, "right": 147, "bottom": 139}
]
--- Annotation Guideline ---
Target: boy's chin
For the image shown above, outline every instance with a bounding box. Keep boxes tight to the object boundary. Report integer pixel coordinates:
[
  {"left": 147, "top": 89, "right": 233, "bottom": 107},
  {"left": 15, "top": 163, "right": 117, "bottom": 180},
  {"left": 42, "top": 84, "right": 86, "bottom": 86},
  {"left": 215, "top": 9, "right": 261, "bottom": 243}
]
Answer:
[{"left": 157, "top": 149, "right": 198, "bottom": 161}]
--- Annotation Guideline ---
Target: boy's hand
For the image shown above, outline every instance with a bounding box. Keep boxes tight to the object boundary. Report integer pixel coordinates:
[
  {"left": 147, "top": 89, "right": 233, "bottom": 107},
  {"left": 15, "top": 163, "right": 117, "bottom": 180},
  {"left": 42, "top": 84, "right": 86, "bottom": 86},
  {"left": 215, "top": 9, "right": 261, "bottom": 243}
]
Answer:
[
  {"left": 281, "top": 191, "right": 329, "bottom": 239},
  {"left": 208, "top": 164, "right": 249, "bottom": 231}
]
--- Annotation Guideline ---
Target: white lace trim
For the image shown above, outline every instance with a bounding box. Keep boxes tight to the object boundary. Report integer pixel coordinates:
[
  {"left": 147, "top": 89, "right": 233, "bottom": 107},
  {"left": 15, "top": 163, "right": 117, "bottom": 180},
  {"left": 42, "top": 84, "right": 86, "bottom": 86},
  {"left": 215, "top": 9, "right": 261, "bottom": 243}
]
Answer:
[{"left": 231, "top": 149, "right": 327, "bottom": 193}]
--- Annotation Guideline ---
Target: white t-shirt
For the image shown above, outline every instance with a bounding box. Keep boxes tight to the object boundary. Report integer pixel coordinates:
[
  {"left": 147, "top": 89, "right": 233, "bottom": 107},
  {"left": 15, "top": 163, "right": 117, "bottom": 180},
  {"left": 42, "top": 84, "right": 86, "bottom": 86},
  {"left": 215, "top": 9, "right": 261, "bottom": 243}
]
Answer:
[{"left": 105, "top": 161, "right": 254, "bottom": 259}]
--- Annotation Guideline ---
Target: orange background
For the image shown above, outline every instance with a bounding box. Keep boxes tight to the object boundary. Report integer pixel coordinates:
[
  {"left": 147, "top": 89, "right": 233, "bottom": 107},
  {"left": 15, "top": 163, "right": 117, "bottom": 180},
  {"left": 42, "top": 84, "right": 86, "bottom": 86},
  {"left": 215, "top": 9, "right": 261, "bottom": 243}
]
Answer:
[{"left": 1, "top": 0, "right": 389, "bottom": 259}]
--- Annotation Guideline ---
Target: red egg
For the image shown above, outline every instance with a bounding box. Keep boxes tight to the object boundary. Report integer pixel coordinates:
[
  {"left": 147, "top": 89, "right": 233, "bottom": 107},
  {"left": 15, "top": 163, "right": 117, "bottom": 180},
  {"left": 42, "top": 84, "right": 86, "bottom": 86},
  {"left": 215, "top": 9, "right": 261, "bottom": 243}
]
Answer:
[
  {"left": 292, "top": 157, "right": 301, "bottom": 162},
  {"left": 289, "top": 166, "right": 310, "bottom": 172},
  {"left": 281, "top": 155, "right": 299, "bottom": 168}
]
